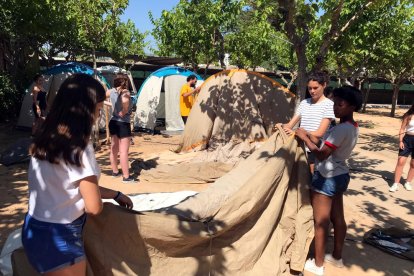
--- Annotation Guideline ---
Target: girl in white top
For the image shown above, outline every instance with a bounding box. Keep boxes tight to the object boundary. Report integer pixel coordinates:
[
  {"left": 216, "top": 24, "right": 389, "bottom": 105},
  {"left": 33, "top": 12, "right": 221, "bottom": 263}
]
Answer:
[
  {"left": 22, "top": 74, "right": 133, "bottom": 276},
  {"left": 280, "top": 72, "right": 335, "bottom": 173},
  {"left": 390, "top": 105, "right": 414, "bottom": 192}
]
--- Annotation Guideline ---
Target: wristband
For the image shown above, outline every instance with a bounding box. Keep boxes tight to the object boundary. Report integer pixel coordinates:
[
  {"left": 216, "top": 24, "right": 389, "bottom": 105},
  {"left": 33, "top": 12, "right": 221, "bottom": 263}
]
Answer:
[{"left": 113, "top": 191, "right": 122, "bottom": 201}]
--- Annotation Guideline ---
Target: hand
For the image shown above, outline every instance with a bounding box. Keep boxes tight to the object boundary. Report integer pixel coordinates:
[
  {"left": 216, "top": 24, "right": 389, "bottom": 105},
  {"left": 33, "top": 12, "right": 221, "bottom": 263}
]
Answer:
[
  {"left": 400, "top": 141, "right": 405, "bottom": 150},
  {"left": 281, "top": 124, "right": 294, "bottom": 135},
  {"left": 118, "top": 111, "right": 125, "bottom": 117},
  {"left": 115, "top": 193, "right": 133, "bottom": 209},
  {"left": 273, "top": 123, "right": 282, "bottom": 130},
  {"left": 295, "top": 128, "right": 308, "bottom": 140}
]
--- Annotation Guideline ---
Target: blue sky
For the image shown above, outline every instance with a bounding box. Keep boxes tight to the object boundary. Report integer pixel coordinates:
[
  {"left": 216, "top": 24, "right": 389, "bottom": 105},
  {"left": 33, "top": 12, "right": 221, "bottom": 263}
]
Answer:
[{"left": 121, "top": 1, "right": 180, "bottom": 54}]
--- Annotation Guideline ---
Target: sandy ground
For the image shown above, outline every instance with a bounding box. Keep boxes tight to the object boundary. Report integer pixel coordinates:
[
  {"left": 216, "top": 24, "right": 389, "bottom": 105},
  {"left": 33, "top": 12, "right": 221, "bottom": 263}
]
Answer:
[{"left": 0, "top": 107, "right": 413, "bottom": 276}]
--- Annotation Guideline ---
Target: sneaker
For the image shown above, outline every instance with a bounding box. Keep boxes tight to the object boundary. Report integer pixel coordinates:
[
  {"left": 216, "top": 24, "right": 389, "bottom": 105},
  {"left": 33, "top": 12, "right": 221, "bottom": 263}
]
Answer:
[
  {"left": 404, "top": 182, "right": 413, "bottom": 191},
  {"left": 325, "top": 253, "right": 344, "bottom": 268},
  {"left": 389, "top": 183, "right": 399, "bottom": 192},
  {"left": 304, "top": 258, "right": 324, "bottom": 276},
  {"left": 111, "top": 171, "right": 121, "bottom": 178},
  {"left": 122, "top": 176, "right": 138, "bottom": 183}
]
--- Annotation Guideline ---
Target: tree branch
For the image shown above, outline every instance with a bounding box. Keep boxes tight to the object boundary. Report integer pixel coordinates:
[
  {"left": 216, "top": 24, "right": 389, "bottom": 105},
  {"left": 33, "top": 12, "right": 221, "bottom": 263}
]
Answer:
[{"left": 314, "top": 0, "right": 375, "bottom": 69}]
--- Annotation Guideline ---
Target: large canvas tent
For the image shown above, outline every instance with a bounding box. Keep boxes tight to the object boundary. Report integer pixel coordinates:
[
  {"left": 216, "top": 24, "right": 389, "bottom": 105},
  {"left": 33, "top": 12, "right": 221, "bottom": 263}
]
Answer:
[
  {"left": 11, "top": 128, "right": 313, "bottom": 276},
  {"left": 175, "top": 69, "right": 297, "bottom": 161},
  {"left": 133, "top": 67, "right": 203, "bottom": 133},
  {"left": 16, "top": 62, "right": 109, "bottom": 129}
]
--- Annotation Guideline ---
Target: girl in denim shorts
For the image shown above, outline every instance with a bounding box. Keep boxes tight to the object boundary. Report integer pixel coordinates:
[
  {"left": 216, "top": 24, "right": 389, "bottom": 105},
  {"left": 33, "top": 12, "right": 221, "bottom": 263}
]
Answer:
[
  {"left": 296, "top": 86, "right": 362, "bottom": 276},
  {"left": 22, "top": 74, "right": 133, "bottom": 275}
]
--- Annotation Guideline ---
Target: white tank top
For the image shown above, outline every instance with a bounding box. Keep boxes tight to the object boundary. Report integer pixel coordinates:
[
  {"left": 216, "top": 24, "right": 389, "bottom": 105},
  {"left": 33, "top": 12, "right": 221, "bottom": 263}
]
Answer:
[{"left": 406, "top": 118, "right": 414, "bottom": 133}]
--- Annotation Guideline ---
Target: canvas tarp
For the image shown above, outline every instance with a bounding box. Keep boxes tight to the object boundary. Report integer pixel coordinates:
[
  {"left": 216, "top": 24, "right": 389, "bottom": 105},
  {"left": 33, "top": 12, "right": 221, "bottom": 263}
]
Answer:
[
  {"left": 11, "top": 128, "right": 313, "bottom": 276},
  {"left": 80, "top": 127, "right": 314, "bottom": 275},
  {"left": 175, "top": 70, "right": 296, "bottom": 163},
  {"left": 138, "top": 161, "right": 235, "bottom": 184}
]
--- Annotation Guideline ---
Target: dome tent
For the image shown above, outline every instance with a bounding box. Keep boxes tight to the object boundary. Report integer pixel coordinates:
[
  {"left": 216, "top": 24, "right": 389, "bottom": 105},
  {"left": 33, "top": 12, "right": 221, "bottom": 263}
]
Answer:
[
  {"left": 96, "top": 65, "right": 137, "bottom": 94},
  {"left": 133, "top": 67, "right": 203, "bottom": 133},
  {"left": 175, "top": 69, "right": 296, "bottom": 161},
  {"left": 16, "top": 62, "right": 109, "bottom": 129}
]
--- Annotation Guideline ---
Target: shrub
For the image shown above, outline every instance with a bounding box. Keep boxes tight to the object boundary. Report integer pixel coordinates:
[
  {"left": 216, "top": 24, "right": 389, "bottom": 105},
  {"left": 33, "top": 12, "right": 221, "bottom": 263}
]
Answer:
[{"left": 0, "top": 73, "right": 22, "bottom": 122}]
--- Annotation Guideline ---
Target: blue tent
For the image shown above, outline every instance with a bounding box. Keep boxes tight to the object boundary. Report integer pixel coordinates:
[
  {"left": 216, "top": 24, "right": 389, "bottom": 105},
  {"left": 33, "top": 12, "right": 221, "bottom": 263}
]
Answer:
[
  {"left": 17, "top": 62, "right": 110, "bottom": 128},
  {"left": 134, "top": 67, "right": 203, "bottom": 132}
]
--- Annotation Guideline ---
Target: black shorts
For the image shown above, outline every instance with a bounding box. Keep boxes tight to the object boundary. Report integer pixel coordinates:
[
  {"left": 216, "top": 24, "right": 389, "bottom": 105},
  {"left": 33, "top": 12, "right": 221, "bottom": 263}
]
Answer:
[
  {"left": 399, "top": 134, "right": 414, "bottom": 158},
  {"left": 109, "top": 120, "right": 131, "bottom": 138},
  {"left": 32, "top": 104, "right": 46, "bottom": 118}
]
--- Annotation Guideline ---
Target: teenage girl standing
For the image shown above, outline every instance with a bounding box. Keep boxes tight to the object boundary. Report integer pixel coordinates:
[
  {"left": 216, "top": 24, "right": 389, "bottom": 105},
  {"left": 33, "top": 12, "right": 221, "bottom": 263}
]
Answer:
[
  {"left": 22, "top": 74, "right": 133, "bottom": 276},
  {"left": 390, "top": 105, "right": 414, "bottom": 192},
  {"left": 281, "top": 72, "right": 335, "bottom": 173}
]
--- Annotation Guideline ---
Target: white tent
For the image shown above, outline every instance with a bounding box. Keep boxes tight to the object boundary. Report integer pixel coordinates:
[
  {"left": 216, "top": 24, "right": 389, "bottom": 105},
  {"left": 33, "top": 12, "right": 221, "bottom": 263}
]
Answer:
[
  {"left": 133, "top": 67, "right": 203, "bottom": 133},
  {"left": 16, "top": 62, "right": 109, "bottom": 129},
  {"left": 96, "top": 65, "right": 137, "bottom": 93}
]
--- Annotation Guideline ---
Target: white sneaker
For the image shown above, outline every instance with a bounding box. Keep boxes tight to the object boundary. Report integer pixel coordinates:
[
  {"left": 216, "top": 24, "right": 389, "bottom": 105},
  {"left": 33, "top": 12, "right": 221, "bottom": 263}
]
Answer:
[
  {"left": 404, "top": 182, "right": 413, "bottom": 191},
  {"left": 304, "top": 258, "right": 324, "bottom": 276},
  {"left": 389, "top": 183, "right": 399, "bottom": 192},
  {"left": 325, "top": 253, "right": 344, "bottom": 268}
]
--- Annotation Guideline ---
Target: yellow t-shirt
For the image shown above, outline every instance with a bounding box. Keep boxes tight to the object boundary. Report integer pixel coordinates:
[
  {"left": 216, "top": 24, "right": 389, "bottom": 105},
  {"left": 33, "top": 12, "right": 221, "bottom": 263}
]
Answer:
[{"left": 180, "top": 84, "right": 194, "bottom": 116}]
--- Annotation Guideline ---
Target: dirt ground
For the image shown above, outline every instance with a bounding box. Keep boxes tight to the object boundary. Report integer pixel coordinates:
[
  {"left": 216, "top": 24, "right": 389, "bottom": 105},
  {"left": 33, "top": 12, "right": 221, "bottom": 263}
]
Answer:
[{"left": 0, "top": 107, "right": 413, "bottom": 276}]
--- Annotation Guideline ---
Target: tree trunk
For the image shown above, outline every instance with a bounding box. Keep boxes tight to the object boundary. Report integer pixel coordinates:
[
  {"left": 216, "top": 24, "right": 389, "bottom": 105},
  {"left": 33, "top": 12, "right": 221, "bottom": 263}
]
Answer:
[
  {"left": 390, "top": 83, "right": 400, "bottom": 117},
  {"left": 295, "top": 44, "right": 308, "bottom": 100},
  {"left": 362, "top": 81, "right": 371, "bottom": 113},
  {"left": 92, "top": 48, "right": 97, "bottom": 69}
]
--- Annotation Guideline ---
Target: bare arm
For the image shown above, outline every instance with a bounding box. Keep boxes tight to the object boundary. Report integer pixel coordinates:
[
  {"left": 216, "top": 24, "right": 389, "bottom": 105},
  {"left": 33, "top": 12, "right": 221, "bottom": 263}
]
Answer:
[
  {"left": 119, "top": 90, "right": 131, "bottom": 117},
  {"left": 32, "top": 86, "right": 40, "bottom": 104},
  {"left": 79, "top": 175, "right": 133, "bottom": 216},
  {"left": 183, "top": 86, "right": 201, "bottom": 97},
  {"left": 308, "top": 118, "right": 332, "bottom": 139},
  {"left": 296, "top": 128, "right": 334, "bottom": 161}
]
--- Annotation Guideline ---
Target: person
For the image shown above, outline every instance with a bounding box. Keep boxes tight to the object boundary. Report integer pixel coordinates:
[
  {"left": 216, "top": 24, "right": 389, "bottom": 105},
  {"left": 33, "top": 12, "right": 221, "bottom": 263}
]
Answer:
[
  {"left": 21, "top": 74, "right": 134, "bottom": 276},
  {"left": 280, "top": 72, "right": 335, "bottom": 173},
  {"left": 180, "top": 74, "right": 201, "bottom": 124},
  {"left": 296, "top": 86, "right": 363, "bottom": 276},
  {"left": 324, "top": 86, "right": 337, "bottom": 128},
  {"left": 107, "top": 74, "right": 136, "bottom": 183},
  {"left": 390, "top": 104, "right": 414, "bottom": 192},
  {"left": 31, "top": 74, "right": 47, "bottom": 136}
]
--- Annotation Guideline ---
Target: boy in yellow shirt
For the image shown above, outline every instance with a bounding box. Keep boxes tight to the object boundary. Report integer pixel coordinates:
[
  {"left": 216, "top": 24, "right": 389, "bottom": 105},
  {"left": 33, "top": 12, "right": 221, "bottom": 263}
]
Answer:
[{"left": 180, "top": 75, "right": 200, "bottom": 124}]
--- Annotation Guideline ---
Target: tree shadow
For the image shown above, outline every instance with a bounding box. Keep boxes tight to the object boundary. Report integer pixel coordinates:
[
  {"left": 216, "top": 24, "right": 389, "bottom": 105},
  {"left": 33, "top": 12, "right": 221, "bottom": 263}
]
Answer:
[
  {"left": 0, "top": 127, "right": 30, "bottom": 249},
  {"left": 347, "top": 152, "right": 391, "bottom": 182},
  {"left": 179, "top": 71, "right": 296, "bottom": 155},
  {"left": 358, "top": 132, "right": 398, "bottom": 152}
]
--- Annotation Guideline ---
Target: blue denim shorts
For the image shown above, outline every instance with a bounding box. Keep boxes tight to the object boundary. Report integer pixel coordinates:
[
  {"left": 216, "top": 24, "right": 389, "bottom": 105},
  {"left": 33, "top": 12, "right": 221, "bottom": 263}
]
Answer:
[
  {"left": 311, "top": 171, "right": 350, "bottom": 197},
  {"left": 21, "top": 213, "right": 87, "bottom": 273}
]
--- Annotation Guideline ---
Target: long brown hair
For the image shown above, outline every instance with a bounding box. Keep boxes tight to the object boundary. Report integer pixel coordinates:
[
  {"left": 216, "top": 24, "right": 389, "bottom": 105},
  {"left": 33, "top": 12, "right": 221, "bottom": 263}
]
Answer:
[
  {"left": 113, "top": 74, "right": 129, "bottom": 90},
  {"left": 30, "top": 74, "right": 106, "bottom": 166},
  {"left": 403, "top": 104, "right": 414, "bottom": 120}
]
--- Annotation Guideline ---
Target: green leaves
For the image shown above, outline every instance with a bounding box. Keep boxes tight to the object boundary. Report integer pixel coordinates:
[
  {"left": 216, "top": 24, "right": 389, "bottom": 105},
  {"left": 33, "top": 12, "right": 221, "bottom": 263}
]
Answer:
[{"left": 151, "top": 0, "right": 243, "bottom": 69}]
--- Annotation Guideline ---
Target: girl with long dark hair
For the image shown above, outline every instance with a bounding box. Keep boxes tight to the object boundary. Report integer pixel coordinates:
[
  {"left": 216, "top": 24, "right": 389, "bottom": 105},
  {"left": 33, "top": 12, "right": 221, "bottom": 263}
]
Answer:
[{"left": 22, "top": 74, "right": 133, "bottom": 275}]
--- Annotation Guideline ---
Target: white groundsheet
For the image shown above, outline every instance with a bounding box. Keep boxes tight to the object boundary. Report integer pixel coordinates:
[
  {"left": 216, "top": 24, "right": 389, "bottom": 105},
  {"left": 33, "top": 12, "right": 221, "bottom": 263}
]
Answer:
[{"left": 0, "top": 191, "right": 197, "bottom": 276}]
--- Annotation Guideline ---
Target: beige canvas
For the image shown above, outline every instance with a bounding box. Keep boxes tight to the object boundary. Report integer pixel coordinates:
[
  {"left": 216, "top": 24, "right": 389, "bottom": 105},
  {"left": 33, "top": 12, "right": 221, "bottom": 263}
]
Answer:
[
  {"left": 175, "top": 70, "right": 296, "bottom": 160},
  {"left": 82, "top": 128, "right": 313, "bottom": 275}
]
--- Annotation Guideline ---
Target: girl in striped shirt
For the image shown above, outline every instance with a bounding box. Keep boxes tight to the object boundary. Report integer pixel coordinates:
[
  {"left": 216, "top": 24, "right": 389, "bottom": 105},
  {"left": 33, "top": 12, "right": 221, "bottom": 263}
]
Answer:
[{"left": 281, "top": 72, "right": 335, "bottom": 173}]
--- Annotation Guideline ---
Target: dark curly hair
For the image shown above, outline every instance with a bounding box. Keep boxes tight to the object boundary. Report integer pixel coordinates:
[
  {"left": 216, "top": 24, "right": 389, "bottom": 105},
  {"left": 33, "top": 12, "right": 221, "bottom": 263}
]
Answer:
[{"left": 332, "top": 85, "right": 363, "bottom": 112}]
